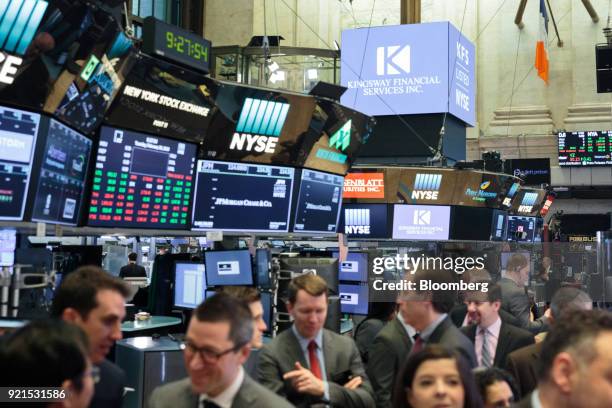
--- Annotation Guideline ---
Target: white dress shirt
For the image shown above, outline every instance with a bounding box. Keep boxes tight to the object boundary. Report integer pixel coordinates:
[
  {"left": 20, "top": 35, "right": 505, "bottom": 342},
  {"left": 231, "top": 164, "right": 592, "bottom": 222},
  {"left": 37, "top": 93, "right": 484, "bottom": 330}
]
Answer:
[{"left": 198, "top": 366, "right": 245, "bottom": 408}]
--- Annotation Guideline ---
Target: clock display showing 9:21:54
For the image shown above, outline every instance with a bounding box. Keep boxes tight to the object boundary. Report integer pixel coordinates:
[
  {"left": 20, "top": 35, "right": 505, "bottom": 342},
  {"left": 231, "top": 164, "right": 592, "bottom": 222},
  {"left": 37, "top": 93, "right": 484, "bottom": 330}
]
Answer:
[{"left": 165, "top": 31, "right": 208, "bottom": 62}]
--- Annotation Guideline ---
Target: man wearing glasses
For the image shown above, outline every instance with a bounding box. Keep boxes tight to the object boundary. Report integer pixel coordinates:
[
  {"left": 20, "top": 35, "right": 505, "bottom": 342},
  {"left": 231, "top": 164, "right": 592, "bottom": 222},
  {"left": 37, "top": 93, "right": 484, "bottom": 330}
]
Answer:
[
  {"left": 149, "top": 292, "right": 293, "bottom": 408},
  {"left": 51, "top": 266, "right": 129, "bottom": 408}
]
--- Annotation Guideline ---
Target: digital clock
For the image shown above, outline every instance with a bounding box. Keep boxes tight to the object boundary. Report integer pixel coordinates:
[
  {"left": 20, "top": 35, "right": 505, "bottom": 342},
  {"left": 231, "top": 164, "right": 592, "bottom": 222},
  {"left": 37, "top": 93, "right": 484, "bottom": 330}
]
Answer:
[{"left": 142, "top": 17, "right": 211, "bottom": 74}]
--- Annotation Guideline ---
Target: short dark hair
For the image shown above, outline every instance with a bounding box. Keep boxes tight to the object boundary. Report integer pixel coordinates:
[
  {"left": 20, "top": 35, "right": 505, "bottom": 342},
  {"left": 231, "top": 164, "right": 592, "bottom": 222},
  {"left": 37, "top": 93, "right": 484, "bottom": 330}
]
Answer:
[
  {"left": 193, "top": 292, "right": 253, "bottom": 347},
  {"left": 550, "top": 287, "right": 592, "bottom": 320},
  {"left": 51, "top": 266, "right": 129, "bottom": 318},
  {"left": 128, "top": 252, "right": 137, "bottom": 262},
  {"left": 411, "top": 268, "right": 457, "bottom": 314},
  {"left": 474, "top": 367, "right": 518, "bottom": 405},
  {"left": 0, "top": 319, "right": 89, "bottom": 392},
  {"left": 219, "top": 286, "right": 261, "bottom": 304},
  {"left": 393, "top": 345, "right": 484, "bottom": 408},
  {"left": 539, "top": 309, "right": 612, "bottom": 380},
  {"left": 288, "top": 273, "right": 328, "bottom": 304}
]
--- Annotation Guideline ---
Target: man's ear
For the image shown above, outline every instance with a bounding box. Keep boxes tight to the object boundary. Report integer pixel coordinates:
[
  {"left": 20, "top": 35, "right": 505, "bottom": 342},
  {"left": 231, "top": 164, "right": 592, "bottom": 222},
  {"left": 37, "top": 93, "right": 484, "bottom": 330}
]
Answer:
[
  {"left": 550, "top": 352, "right": 576, "bottom": 395},
  {"left": 57, "top": 379, "right": 75, "bottom": 408},
  {"left": 286, "top": 301, "right": 294, "bottom": 315},
  {"left": 61, "top": 307, "right": 84, "bottom": 324},
  {"left": 238, "top": 343, "right": 251, "bottom": 364}
]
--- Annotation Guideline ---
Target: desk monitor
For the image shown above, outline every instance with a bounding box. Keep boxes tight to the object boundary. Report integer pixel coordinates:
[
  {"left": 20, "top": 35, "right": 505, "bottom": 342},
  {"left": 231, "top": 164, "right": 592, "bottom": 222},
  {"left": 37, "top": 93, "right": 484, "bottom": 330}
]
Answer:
[
  {"left": 279, "top": 257, "right": 339, "bottom": 294},
  {"left": 205, "top": 250, "right": 254, "bottom": 286},
  {"left": 506, "top": 215, "right": 536, "bottom": 242},
  {"left": 192, "top": 160, "right": 295, "bottom": 232},
  {"left": 332, "top": 251, "right": 368, "bottom": 282},
  {"left": 0, "top": 106, "right": 41, "bottom": 221},
  {"left": 87, "top": 126, "right": 197, "bottom": 229},
  {"left": 292, "top": 169, "right": 344, "bottom": 234},
  {"left": 31, "top": 119, "right": 93, "bottom": 225},
  {"left": 173, "top": 262, "right": 206, "bottom": 309},
  {"left": 260, "top": 291, "right": 273, "bottom": 333},
  {"left": 339, "top": 283, "right": 369, "bottom": 315},
  {"left": 255, "top": 248, "right": 272, "bottom": 289}
]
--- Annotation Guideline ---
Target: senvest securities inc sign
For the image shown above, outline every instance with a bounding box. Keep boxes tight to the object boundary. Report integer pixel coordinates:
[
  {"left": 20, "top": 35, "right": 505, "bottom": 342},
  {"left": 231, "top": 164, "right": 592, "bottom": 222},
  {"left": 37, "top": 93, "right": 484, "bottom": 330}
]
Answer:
[{"left": 340, "top": 22, "right": 475, "bottom": 126}]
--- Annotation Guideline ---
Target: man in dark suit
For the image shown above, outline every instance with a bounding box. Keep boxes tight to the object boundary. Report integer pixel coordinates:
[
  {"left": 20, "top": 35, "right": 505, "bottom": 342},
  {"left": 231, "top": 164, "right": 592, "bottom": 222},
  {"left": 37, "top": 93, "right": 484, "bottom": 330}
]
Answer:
[
  {"left": 51, "top": 266, "right": 129, "bottom": 408},
  {"left": 513, "top": 309, "right": 612, "bottom": 408},
  {"left": 149, "top": 293, "right": 293, "bottom": 408},
  {"left": 505, "top": 288, "right": 592, "bottom": 398},
  {"left": 258, "top": 273, "right": 375, "bottom": 407},
  {"left": 460, "top": 283, "right": 534, "bottom": 368},
  {"left": 119, "top": 252, "right": 147, "bottom": 278},
  {"left": 499, "top": 253, "right": 549, "bottom": 334}
]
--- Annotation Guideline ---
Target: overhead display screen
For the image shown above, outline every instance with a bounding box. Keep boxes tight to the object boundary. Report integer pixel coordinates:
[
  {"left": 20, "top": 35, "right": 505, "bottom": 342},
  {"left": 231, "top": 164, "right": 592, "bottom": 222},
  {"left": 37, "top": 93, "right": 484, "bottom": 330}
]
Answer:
[
  {"left": 340, "top": 203, "right": 389, "bottom": 239},
  {"left": 558, "top": 130, "right": 612, "bottom": 167},
  {"left": 343, "top": 172, "right": 385, "bottom": 199},
  {"left": 511, "top": 188, "right": 546, "bottom": 217},
  {"left": 333, "top": 251, "right": 369, "bottom": 282},
  {"left": 0, "top": 106, "right": 40, "bottom": 220},
  {"left": 293, "top": 169, "right": 343, "bottom": 234},
  {"left": 392, "top": 204, "right": 451, "bottom": 240},
  {"left": 192, "top": 160, "right": 295, "bottom": 232},
  {"left": 31, "top": 120, "right": 92, "bottom": 225},
  {"left": 506, "top": 215, "right": 537, "bottom": 242},
  {"left": 88, "top": 127, "right": 197, "bottom": 229},
  {"left": 391, "top": 169, "right": 458, "bottom": 205}
]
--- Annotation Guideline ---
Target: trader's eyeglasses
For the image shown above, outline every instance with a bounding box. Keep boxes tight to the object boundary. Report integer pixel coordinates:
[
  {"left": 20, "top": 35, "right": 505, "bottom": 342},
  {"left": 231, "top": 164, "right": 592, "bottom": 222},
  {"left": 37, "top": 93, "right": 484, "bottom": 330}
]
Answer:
[{"left": 180, "top": 341, "right": 247, "bottom": 363}]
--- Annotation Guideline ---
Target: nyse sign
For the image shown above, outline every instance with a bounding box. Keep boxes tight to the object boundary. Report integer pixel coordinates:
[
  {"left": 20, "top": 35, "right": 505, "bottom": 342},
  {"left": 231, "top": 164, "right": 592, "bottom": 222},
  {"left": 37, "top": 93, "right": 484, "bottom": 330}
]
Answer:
[{"left": 0, "top": 52, "right": 22, "bottom": 85}]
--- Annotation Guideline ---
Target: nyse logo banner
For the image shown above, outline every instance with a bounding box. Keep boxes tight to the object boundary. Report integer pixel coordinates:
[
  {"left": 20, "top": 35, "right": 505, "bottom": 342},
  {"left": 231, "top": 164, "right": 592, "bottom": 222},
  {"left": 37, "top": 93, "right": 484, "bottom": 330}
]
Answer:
[
  {"left": 229, "top": 98, "right": 290, "bottom": 154},
  {"left": 518, "top": 192, "right": 539, "bottom": 214},
  {"left": 344, "top": 208, "right": 370, "bottom": 235},
  {"left": 341, "top": 22, "right": 475, "bottom": 125},
  {"left": 0, "top": 0, "right": 49, "bottom": 85},
  {"left": 411, "top": 173, "right": 442, "bottom": 200}
]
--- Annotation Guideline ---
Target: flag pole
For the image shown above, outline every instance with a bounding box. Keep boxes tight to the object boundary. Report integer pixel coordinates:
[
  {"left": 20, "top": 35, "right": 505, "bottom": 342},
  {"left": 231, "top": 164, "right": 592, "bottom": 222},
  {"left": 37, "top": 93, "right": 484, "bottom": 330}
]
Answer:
[{"left": 545, "top": 0, "right": 564, "bottom": 47}]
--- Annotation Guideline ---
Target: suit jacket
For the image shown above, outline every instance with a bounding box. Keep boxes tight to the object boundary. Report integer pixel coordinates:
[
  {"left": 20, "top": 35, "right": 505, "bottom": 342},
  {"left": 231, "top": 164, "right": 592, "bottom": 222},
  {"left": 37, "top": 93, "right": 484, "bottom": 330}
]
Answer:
[
  {"left": 90, "top": 359, "right": 126, "bottom": 408},
  {"left": 148, "top": 373, "right": 294, "bottom": 408},
  {"left": 354, "top": 318, "right": 386, "bottom": 364},
  {"left": 450, "top": 303, "right": 521, "bottom": 328},
  {"left": 499, "top": 278, "right": 549, "bottom": 334},
  {"left": 120, "top": 263, "right": 147, "bottom": 278},
  {"left": 427, "top": 316, "right": 478, "bottom": 369},
  {"left": 257, "top": 328, "right": 375, "bottom": 408},
  {"left": 460, "top": 321, "right": 534, "bottom": 368},
  {"left": 505, "top": 342, "right": 544, "bottom": 398},
  {"left": 366, "top": 317, "right": 412, "bottom": 408}
]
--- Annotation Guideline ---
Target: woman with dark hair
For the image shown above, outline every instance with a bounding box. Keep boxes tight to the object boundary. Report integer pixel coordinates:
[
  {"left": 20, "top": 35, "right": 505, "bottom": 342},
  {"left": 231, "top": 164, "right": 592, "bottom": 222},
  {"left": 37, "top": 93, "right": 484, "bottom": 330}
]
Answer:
[
  {"left": 393, "top": 345, "right": 484, "bottom": 408},
  {"left": 354, "top": 301, "right": 397, "bottom": 363},
  {"left": 0, "top": 319, "right": 95, "bottom": 408}
]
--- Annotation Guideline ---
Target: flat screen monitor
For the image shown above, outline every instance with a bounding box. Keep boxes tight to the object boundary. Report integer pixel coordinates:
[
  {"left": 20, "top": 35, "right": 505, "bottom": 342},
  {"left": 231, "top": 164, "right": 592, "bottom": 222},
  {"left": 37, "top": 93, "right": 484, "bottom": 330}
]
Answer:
[
  {"left": 292, "top": 169, "right": 344, "bottom": 234},
  {"left": 506, "top": 215, "right": 537, "bottom": 242},
  {"left": 192, "top": 160, "right": 295, "bottom": 232},
  {"left": 173, "top": 262, "right": 207, "bottom": 309},
  {"left": 278, "top": 257, "right": 339, "bottom": 294},
  {"left": 491, "top": 210, "right": 508, "bottom": 241},
  {"left": 340, "top": 203, "right": 389, "bottom": 239},
  {"left": 339, "top": 283, "right": 369, "bottom": 315},
  {"left": 87, "top": 126, "right": 197, "bottom": 229},
  {"left": 205, "top": 250, "right": 254, "bottom": 286},
  {"left": 0, "top": 106, "right": 40, "bottom": 220},
  {"left": 31, "top": 119, "right": 93, "bottom": 225},
  {"left": 260, "top": 291, "right": 273, "bottom": 333},
  {"left": 332, "top": 251, "right": 368, "bottom": 282},
  {"left": 558, "top": 130, "right": 612, "bottom": 167},
  {"left": 392, "top": 204, "right": 451, "bottom": 240},
  {"left": 0, "top": 229, "right": 16, "bottom": 267},
  {"left": 255, "top": 248, "right": 272, "bottom": 289}
]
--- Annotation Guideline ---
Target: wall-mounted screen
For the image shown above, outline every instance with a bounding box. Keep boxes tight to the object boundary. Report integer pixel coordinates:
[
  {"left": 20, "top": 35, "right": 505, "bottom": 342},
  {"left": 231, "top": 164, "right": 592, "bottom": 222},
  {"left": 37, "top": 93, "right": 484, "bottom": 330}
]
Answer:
[
  {"left": 333, "top": 251, "right": 369, "bottom": 282},
  {"left": 339, "top": 283, "right": 369, "bottom": 315},
  {"left": 506, "top": 215, "right": 537, "bottom": 242},
  {"left": 204, "top": 250, "right": 254, "bottom": 286},
  {"left": 558, "top": 130, "right": 612, "bottom": 167},
  {"left": 0, "top": 106, "right": 40, "bottom": 220},
  {"left": 192, "top": 160, "right": 294, "bottom": 232},
  {"left": 491, "top": 210, "right": 508, "bottom": 241},
  {"left": 392, "top": 204, "right": 451, "bottom": 240},
  {"left": 31, "top": 119, "right": 92, "bottom": 225},
  {"left": 87, "top": 127, "right": 197, "bottom": 229},
  {"left": 174, "top": 262, "right": 206, "bottom": 309},
  {"left": 340, "top": 203, "right": 389, "bottom": 239},
  {"left": 292, "top": 169, "right": 343, "bottom": 234}
]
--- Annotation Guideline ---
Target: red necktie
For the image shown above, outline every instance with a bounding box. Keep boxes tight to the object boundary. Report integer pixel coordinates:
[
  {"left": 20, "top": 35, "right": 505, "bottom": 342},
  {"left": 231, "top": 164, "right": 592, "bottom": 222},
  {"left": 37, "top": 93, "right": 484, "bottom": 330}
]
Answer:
[
  {"left": 308, "top": 340, "right": 322, "bottom": 380},
  {"left": 411, "top": 333, "right": 424, "bottom": 354}
]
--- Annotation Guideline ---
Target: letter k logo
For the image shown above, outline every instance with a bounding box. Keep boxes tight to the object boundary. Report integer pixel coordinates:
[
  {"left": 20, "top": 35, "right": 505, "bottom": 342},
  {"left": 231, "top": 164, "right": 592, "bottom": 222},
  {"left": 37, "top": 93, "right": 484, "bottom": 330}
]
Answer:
[
  {"left": 413, "top": 210, "right": 431, "bottom": 225},
  {"left": 376, "top": 45, "right": 411, "bottom": 75}
]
